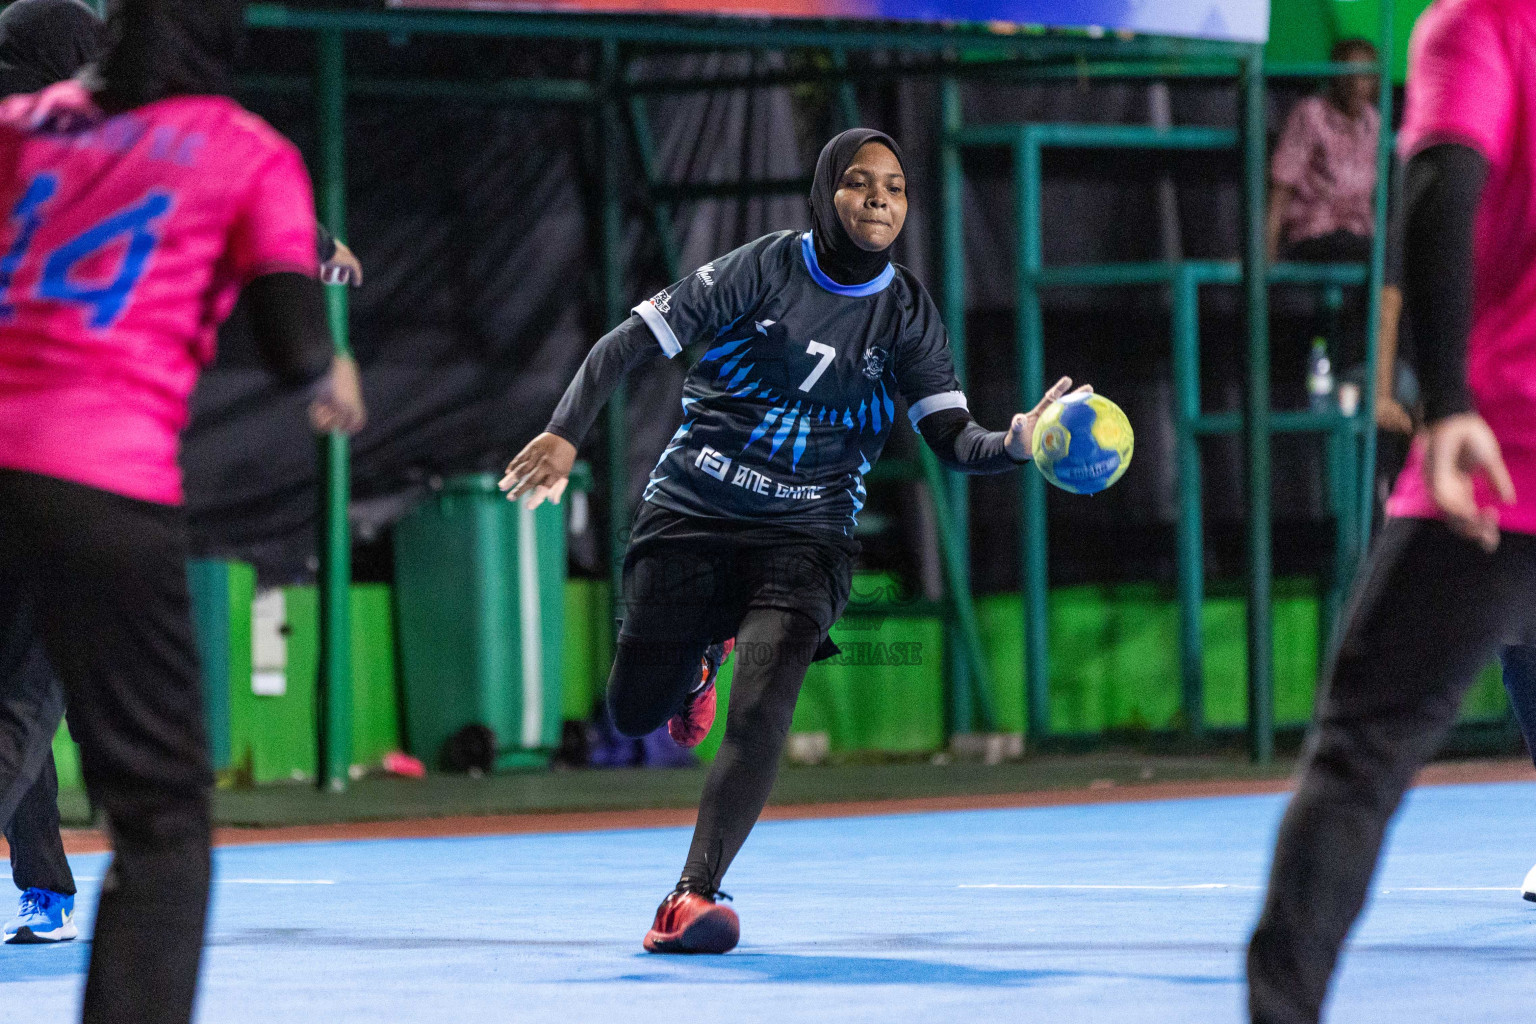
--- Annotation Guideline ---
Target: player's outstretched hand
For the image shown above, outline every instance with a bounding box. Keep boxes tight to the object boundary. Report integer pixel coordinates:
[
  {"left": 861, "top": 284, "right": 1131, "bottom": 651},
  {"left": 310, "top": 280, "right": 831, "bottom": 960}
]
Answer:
[
  {"left": 1005, "top": 376, "right": 1092, "bottom": 461},
  {"left": 309, "top": 355, "right": 367, "bottom": 435},
  {"left": 1423, "top": 412, "right": 1516, "bottom": 552},
  {"left": 320, "top": 241, "right": 364, "bottom": 287},
  {"left": 501, "top": 432, "right": 577, "bottom": 509}
]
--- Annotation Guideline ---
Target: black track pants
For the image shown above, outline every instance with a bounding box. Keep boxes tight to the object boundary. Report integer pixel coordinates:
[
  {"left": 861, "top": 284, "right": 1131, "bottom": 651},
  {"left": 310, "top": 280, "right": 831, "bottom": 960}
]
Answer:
[
  {"left": 0, "top": 586, "right": 74, "bottom": 895},
  {"left": 1499, "top": 645, "right": 1536, "bottom": 769},
  {"left": 6, "top": 750, "right": 75, "bottom": 896},
  {"left": 0, "top": 470, "right": 212, "bottom": 1024},
  {"left": 1247, "top": 518, "right": 1536, "bottom": 1024}
]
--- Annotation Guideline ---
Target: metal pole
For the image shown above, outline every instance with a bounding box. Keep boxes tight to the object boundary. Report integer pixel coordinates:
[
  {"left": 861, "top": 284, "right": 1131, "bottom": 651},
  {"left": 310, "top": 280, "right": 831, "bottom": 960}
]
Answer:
[
  {"left": 599, "top": 40, "right": 629, "bottom": 628},
  {"left": 916, "top": 445, "right": 996, "bottom": 731},
  {"left": 626, "top": 93, "right": 681, "bottom": 284},
  {"left": 1172, "top": 266, "right": 1205, "bottom": 739},
  {"left": 1017, "top": 130, "right": 1049, "bottom": 743},
  {"left": 830, "top": 49, "right": 862, "bottom": 129},
  {"left": 315, "top": 28, "right": 352, "bottom": 792},
  {"left": 938, "top": 77, "right": 974, "bottom": 737},
  {"left": 1241, "top": 49, "right": 1274, "bottom": 764},
  {"left": 1358, "top": 1, "right": 1395, "bottom": 558}
]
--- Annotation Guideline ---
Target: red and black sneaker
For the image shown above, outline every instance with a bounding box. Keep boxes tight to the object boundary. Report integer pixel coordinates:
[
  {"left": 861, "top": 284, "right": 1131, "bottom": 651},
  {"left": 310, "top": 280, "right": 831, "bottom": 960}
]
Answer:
[
  {"left": 668, "top": 639, "right": 734, "bottom": 748},
  {"left": 643, "top": 886, "right": 740, "bottom": 954}
]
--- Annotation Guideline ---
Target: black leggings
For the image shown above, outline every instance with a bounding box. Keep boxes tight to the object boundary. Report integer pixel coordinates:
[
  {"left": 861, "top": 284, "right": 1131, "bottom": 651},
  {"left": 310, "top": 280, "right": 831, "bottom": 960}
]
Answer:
[
  {"left": 609, "top": 608, "right": 823, "bottom": 891},
  {"left": 0, "top": 470, "right": 211, "bottom": 1024},
  {"left": 1247, "top": 518, "right": 1536, "bottom": 1024}
]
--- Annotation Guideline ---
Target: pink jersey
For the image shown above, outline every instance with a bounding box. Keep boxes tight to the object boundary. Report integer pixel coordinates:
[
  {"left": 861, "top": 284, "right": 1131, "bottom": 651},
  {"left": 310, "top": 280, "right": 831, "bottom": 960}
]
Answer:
[
  {"left": 0, "top": 82, "right": 318, "bottom": 505},
  {"left": 1387, "top": 0, "right": 1536, "bottom": 535}
]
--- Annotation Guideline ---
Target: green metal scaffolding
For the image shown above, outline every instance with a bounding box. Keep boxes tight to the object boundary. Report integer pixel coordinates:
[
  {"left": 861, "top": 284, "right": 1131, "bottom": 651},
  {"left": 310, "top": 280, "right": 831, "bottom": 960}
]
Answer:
[{"left": 242, "top": 3, "right": 1394, "bottom": 785}]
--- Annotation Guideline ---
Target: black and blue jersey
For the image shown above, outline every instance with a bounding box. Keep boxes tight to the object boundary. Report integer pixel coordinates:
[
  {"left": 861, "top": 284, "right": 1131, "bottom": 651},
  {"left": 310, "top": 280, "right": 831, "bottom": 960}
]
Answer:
[{"left": 627, "top": 230, "right": 968, "bottom": 537}]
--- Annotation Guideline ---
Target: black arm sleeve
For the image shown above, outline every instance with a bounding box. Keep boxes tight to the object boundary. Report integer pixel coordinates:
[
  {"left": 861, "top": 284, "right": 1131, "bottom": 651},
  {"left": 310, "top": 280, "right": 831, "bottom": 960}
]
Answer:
[
  {"left": 1402, "top": 143, "right": 1487, "bottom": 422},
  {"left": 315, "top": 222, "right": 338, "bottom": 265},
  {"left": 243, "top": 271, "right": 334, "bottom": 388},
  {"left": 545, "top": 315, "right": 661, "bottom": 446},
  {"left": 917, "top": 408, "right": 1024, "bottom": 475}
]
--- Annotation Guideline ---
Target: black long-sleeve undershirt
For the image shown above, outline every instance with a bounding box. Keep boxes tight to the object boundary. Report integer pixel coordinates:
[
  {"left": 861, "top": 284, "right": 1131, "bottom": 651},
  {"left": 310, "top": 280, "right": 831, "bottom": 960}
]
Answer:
[
  {"left": 916, "top": 408, "right": 1025, "bottom": 474},
  {"left": 315, "top": 222, "right": 338, "bottom": 265},
  {"left": 546, "top": 315, "right": 657, "bottom": 447},
  {"left": 243, "top": 271, "right": 334, "bottom": 389},
  {"left": 1402, "top": 143, "right": 1486, "bottom": 423}
]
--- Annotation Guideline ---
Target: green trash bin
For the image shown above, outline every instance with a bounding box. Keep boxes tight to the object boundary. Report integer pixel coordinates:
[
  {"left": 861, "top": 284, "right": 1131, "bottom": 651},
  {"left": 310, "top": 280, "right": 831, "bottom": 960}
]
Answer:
[{"left": 393, "top": 473, "right": 565, "bottom": 770}]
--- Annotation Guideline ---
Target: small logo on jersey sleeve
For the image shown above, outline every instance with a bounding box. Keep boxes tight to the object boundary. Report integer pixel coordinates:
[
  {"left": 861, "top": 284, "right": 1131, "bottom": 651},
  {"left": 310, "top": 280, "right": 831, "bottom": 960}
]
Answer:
[
  {"left": 694, "top": 446, "right": 732, "bottom": 481},
  {"left": 695, "top": 263, "right": 716, "bottom": 286},
  {"left": 861, "top": 346, "right": 889, "bottom": 380},
  {"left": 651, "top": 288, "right": 672, "bottom": 313}
]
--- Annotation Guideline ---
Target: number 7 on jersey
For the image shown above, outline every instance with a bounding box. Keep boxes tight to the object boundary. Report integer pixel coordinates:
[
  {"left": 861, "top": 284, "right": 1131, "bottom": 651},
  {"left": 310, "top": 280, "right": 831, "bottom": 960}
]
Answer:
[{"left": 798, "top": 340, "right": 836, "bottom": 393}]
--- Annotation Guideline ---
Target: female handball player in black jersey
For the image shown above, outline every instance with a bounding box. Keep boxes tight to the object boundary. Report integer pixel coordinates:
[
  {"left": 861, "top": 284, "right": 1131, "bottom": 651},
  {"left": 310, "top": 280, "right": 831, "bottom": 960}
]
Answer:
[{"left": 503, "top": 128, "right": 1088, "bottom": 954}]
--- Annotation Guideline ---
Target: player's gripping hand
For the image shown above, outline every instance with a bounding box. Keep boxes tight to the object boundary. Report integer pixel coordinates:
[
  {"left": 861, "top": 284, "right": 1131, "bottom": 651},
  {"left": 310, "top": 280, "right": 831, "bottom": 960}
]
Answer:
[
  {"left": 310, "top": 355, "right": 367, "bottom": 435},
  {"left": 1004, "top": 376, "right": 1093, "bottom": 461},
  {"left": 1423, "top": 412, "right": 1516, "bottom": 553},
  {"left": 321, "top": 241, "right": 364, "bottom": 287},
  {"left": 501, "top": 432, "right": 577, "bottom": 509}
]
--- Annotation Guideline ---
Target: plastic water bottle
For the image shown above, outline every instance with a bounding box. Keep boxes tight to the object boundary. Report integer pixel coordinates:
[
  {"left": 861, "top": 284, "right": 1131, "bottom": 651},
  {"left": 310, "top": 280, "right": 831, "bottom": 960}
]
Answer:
[{"left": 1307, "top": 337, "right": 1335, "bottom": 412}]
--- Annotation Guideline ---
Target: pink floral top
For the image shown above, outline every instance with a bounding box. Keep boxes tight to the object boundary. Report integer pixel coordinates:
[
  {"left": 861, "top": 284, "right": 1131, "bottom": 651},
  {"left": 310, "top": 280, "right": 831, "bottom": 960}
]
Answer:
[{"left": 1271, "top": 94, "right": 1380, "bottom": 245}]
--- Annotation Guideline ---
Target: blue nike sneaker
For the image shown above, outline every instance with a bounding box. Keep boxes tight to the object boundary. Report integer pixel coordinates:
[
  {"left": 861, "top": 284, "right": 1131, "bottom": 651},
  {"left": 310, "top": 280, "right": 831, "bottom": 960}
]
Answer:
[{"left": 3, "top": 888, "right": 77, "bottom": 944}]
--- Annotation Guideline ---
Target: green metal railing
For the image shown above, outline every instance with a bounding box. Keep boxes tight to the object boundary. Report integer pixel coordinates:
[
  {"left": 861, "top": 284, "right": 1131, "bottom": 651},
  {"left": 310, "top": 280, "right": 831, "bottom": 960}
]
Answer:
[
  {"left": 939, "top": 39, "right": 1393, "bottom": 761},
  {"left": 244, "top": 3, "right": 1394, "bottom": 777}
]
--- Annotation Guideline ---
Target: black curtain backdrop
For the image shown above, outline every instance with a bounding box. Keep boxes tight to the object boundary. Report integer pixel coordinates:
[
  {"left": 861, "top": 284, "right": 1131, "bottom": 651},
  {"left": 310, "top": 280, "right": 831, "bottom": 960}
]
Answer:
[{"left": 185, "top": 28, "right": 1357, "bottom": 593}]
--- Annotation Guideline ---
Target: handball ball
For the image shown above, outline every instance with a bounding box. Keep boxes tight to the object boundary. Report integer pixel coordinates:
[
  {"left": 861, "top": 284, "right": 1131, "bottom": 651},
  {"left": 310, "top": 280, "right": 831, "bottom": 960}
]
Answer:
[{"left": 1030, "top": 392, "right": 1134, "bottom": 495}]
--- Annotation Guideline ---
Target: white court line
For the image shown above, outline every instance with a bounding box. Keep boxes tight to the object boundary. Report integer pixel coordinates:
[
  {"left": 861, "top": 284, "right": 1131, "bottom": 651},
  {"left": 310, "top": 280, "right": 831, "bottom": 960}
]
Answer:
[
  {"left": 71, "top": 876, "right": 333, "bottom": 885},
  {"left": 960, "top": 884, "right": 1520, "bottom": 893},
  {"left": 1380, "top": 887, "right": 1520, "bottom": 893},
  {"left": 71, "top": 878, "right": 333, "bottom": 884},
  {"left": 958, "top": 883, "right": 1259, "bottom": 890}
]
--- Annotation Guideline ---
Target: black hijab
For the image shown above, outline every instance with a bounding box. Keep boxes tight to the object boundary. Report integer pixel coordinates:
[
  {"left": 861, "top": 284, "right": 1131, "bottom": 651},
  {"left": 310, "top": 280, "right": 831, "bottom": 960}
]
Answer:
[
  {"left": 97, "top": 0, "right": 244, "bottom": 110},
  {"left": 0, "top": 0, "right": 105, "bottom": 97},
  {"left": 809, "top": 127, "right": 906, "bottom": 287}
]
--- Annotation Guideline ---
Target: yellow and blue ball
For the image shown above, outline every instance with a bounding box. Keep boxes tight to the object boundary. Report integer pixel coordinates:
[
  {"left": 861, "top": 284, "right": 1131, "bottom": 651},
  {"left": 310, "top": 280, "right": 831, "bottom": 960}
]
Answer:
[{"left": 1030, "top": 392, "right": 1134, "bottom": 495}]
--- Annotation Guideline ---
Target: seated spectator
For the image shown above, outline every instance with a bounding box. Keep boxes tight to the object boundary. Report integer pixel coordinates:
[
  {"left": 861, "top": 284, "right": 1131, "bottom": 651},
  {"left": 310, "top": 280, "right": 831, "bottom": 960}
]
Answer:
[
  {"left": 1267, "top": 38, "right": 1381, "bottom": 264},
  {"left": 1267, "top": 38, "right": 1392, "bottom": 408}
]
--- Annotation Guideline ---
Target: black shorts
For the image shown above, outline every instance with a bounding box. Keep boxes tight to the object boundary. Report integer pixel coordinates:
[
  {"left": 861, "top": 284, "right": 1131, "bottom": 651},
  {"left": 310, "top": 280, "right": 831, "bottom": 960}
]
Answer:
[{"left": 619, "top": 502, "right": 854, "bottom": 660}]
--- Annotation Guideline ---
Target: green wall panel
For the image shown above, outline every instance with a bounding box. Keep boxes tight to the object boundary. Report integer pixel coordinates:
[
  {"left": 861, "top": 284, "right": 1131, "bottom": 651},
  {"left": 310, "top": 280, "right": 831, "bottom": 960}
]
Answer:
[
  {"left": 694, "top": 574, "right": 945, "bottom": 762},
  {"left": 229, "top": 583, "right": 400, "bottom": 785},
  {"left": 350, "top": 584, "right": 401, "bottom": 768},
  {"left": 1266, "top": 0, "right": 1341, "bottom": 66},
  {"left": 978, "top": 581, "right": 1507, "bottom": 738},
  {"left": 1268, "top": 0, "right": 1435, "bottom": 82},
  {"left": 561, "top": 578, "right": 612, "bottom": 722},
  {"left": 232, "top": 585, "right": 319, "bottom": 784},
  {"left": 796, "top": 616, "right": 946, "bottom": 753},
  {"left": 1330, "top": 0, "right": 1434, "bottom": 83},
  {"left": 53, "top": 568, "right": 1515, "bottom": 792},
  {"left": 51, "top": 722, "right": 80, "bottom": 792}
]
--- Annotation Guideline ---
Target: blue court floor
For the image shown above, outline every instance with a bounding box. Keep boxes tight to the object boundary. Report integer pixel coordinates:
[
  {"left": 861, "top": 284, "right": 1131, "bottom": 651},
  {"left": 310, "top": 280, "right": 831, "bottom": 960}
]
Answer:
[{"left": 2, "top": 781, "right": 1533, "bottom": 1023}]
